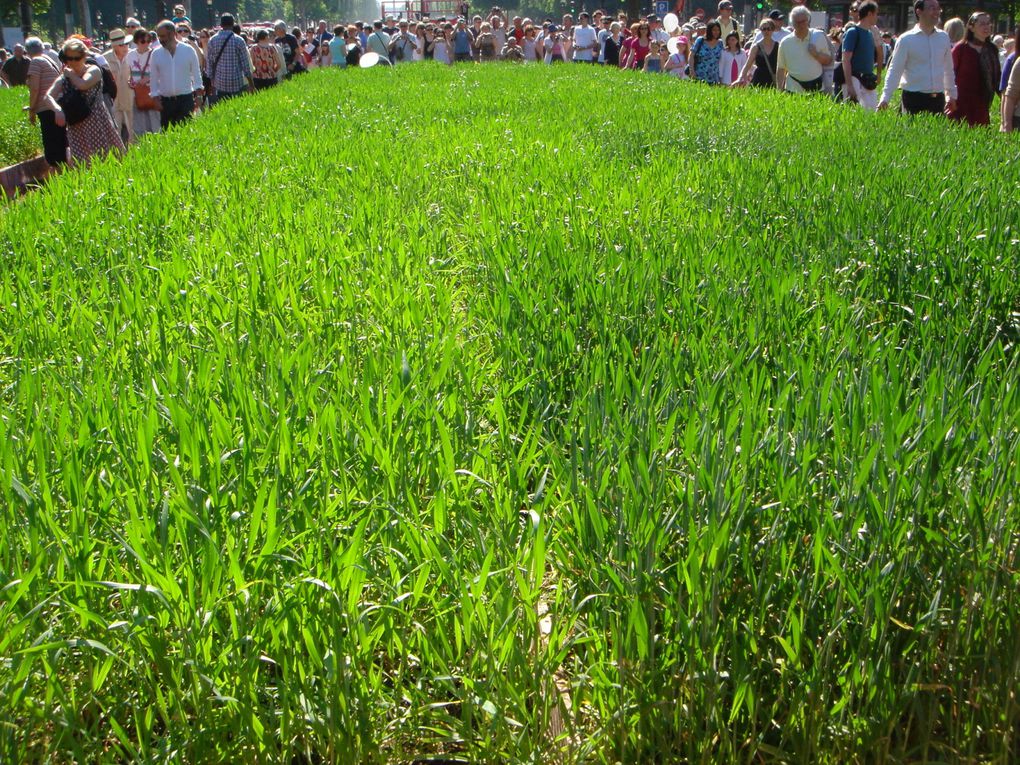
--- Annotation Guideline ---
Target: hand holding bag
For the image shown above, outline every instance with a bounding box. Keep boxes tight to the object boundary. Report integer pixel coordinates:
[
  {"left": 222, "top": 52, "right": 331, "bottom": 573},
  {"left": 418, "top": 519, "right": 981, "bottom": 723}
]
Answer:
[{"left": 57, "top": 76, "right": 91, "bottom": 125}]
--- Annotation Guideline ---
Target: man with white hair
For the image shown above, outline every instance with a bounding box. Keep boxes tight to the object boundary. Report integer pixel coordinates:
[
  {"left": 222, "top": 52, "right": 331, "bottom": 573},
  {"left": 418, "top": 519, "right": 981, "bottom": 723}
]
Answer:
[
  {"left": 274, "top": 21, "right": 301, "bottom": 77},
  {"left": 25, "top": 36, "right": 66, "bottom": 175},
  {"left": 777, "top": 5, "right": 831, "bottom": 92}
]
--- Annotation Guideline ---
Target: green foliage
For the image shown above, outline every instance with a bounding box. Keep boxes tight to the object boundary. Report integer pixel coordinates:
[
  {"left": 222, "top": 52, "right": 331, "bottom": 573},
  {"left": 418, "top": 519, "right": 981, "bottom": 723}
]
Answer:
[
  {"left": 0, "top": 87, "right": 40, "bottom": 167},
  {"left": 0, "top": 64, "right": 1019, "bottom": 763}
]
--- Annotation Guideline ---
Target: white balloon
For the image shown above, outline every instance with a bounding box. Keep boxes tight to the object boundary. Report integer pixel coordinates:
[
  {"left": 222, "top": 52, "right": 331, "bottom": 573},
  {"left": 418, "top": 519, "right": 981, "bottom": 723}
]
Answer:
[
  {"left": 359, "top": 51, "right": 380, "bottom": 68},
  {"left": 667, "top": 36, "right": 680, "bottom": 54},
  {"left": 663, "top": 13, "right": 680, "bottom": 33}
]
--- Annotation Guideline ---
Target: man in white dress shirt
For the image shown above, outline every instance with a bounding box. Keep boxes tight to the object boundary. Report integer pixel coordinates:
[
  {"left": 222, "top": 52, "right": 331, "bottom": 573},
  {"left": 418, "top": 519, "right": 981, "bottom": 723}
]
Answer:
[
  {"left": 150, "top": 20, "right": 203, "bottom": 129},
  {"left": 878, "top": 0, "right": 957, "bottom": 115}
]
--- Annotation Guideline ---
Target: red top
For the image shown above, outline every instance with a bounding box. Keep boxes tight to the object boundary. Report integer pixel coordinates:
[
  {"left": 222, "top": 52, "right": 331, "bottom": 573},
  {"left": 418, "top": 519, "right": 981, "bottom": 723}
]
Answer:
[
  {"left": 621, "top": 36, "right": 650, "bottom": 68},
  {"left": 948, "top": 41, "right": 997, "bottom": 126}
]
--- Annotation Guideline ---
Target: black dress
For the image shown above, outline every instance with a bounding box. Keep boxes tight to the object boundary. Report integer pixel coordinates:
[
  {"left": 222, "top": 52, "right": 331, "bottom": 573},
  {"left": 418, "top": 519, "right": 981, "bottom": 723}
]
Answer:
[
  {"left": 750, "top": 41, "right": 778, "bottom": 88},
  {"left": 604, "top": 35, "right": 621, "bottom": 67}
]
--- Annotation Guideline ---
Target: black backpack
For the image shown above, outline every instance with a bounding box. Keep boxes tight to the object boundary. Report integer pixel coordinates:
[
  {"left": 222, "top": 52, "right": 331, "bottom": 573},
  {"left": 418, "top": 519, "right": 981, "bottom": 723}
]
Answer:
[{"left": 86, "top": 55, "right": 117, "bottom": 99}]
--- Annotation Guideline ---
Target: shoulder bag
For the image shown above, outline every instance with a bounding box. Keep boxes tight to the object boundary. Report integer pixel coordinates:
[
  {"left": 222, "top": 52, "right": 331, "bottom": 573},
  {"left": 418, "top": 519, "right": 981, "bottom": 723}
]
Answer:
[
  {"left": 57, "top": 76, "right": 91, "bottom": 125},
  {"left": 208, "top": 34, "right": 234, "bottom": 93},
  {"left": 134, "top": 51, "right": 158, "bottom": 110},
  {"left": 756, "top": 42, "right": 777, "bottom": 87}
]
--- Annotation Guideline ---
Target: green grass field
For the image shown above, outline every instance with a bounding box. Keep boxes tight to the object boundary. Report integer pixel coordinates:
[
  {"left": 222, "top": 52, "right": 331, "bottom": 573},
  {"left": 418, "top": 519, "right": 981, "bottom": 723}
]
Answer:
[
  {"left": 0, "top": 87, "right": 40, "bottom": 167},
  {"left": 1, "top": 64, "right": 1019, "bottom": 763}
]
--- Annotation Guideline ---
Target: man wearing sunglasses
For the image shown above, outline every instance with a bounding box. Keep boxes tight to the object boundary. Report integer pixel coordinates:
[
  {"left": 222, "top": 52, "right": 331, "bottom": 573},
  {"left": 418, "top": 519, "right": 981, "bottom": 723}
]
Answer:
[{"left": 150, "top": 20, "right": 203, "bottom": 128}]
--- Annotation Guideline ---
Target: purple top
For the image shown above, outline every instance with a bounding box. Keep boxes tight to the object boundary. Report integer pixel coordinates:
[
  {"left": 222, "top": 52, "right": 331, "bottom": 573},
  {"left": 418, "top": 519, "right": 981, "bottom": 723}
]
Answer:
[{"left": 1000, "top": 51, "right": 1016, "bottom": 94}]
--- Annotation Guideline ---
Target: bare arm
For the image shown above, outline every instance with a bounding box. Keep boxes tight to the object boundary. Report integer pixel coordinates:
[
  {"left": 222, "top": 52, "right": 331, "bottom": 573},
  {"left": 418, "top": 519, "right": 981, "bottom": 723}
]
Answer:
[
  {"left": 65, "top": 64, "right": 101, "bottom": 91},
  {"left": 878, "top": 34, "right": 905, "bottom": 107},
  {"left": 738, "top": 44, "right": 757, "bottom": 82},
  {"left": 842, "top": 47, "right": 856, "bottom": 99},
  {"left": 810, "top": 34, "right": 833, "bottom": 66},
  {"left": 1002, "top": 91, "right": 1017, "bottom": 131},
  {"left": 872, "top": 26, "right": 884, "bottom": 70}
]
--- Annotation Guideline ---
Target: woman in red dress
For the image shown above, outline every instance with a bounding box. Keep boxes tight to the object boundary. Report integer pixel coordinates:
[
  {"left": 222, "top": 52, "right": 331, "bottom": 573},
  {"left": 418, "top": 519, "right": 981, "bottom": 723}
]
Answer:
[{"left": 948, "top": 12, "right": 1001, "bottom": 126}]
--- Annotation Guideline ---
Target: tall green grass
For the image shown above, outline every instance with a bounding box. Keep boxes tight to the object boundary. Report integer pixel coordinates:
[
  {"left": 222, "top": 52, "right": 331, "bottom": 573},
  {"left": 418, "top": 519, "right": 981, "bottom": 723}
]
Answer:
[
  {"left": 0, "top": 87, "right": 40, "bottom": 167},
  {"left": 1, "top": 64, "right": 1018, "bottom": 763}
]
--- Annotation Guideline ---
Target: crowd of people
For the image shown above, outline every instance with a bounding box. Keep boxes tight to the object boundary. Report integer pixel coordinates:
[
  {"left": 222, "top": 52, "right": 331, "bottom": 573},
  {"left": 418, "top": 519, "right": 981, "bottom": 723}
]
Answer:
[{"left": 6, "top": 0, "right": 1018, "bottom": 177}]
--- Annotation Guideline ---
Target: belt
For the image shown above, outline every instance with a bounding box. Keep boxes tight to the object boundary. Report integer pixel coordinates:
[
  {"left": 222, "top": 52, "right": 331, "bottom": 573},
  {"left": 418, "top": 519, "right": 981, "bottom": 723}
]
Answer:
[{"left": 904, "top": 90, "right": 942, "bottom": 97}]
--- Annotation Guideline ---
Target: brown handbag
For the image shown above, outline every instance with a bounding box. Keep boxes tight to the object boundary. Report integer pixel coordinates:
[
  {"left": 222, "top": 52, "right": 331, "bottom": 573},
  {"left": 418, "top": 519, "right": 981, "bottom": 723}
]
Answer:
[{"left": 133, "top": 51, "right": 159, "bottom": 110}]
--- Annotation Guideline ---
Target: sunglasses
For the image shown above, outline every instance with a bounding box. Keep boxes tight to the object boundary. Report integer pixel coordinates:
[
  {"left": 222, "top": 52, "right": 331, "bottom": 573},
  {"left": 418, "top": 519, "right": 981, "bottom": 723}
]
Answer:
[{"left": 64, "top": 54, "right": 84, "bottom": 61}]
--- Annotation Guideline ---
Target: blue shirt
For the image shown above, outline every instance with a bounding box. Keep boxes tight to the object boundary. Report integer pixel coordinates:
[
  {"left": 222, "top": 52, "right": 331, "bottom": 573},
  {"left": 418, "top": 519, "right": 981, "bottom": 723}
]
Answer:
[
  {"left": 453, "top": 29, "right": 472, "bottom": 55},
  {"left": 1001, "top": 51, "right": 1016, "bottom": 93},
  {"left": 328, "top": 36, "right": 347, "bottom": 66},
  {"left": 842, "top": 26, "right": 875, "bottom": 75}
]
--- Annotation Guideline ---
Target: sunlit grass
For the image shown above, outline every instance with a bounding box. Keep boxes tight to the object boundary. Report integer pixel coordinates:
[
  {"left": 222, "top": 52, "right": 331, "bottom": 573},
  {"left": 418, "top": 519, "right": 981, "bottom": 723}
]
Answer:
[{"left": 1, "top": 64, "right": 1018, "bottom": 763}]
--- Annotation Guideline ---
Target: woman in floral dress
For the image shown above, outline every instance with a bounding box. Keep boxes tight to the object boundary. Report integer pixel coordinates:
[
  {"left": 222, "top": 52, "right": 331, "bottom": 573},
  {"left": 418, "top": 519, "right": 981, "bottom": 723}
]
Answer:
[
  {"left": 690, "top": 21, "right": 724, "bottom": 84},
  {"left": 45, "top": 38, "right": 125, "bottom": 165}
]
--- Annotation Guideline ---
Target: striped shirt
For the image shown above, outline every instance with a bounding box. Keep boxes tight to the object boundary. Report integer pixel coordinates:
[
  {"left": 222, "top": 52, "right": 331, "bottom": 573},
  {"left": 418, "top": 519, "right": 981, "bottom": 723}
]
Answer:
[
  {"left": 27, "top": 55, "right": 61, "bottom": 114},
  {"left": 206, "top": 29, "right": 251, "bottom": 94}
]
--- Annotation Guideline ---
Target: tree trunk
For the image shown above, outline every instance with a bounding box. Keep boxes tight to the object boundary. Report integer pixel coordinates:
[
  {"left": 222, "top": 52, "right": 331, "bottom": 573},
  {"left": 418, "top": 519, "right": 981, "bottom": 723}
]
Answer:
[
  {"left": 20, "top": 0, "right": 33, "bottom": 35},
  {"left": 77, "top": 0, "right": 93, "bottom": 36}
]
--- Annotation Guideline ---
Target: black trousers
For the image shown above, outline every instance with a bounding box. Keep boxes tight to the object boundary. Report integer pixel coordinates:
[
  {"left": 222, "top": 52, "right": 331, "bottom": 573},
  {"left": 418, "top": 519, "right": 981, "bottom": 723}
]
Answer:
[
  {"left": 901, "top": 90, "right": 945, "bottom": 116},
  {"left": 209, "top": 89, "right": 242, "bottom": 106},
  {"left": 38, "top": 109, "right": 67, "bottom": 165},
  {"left": 160, "top": 93, "right": 194, "bottom": 129}
]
